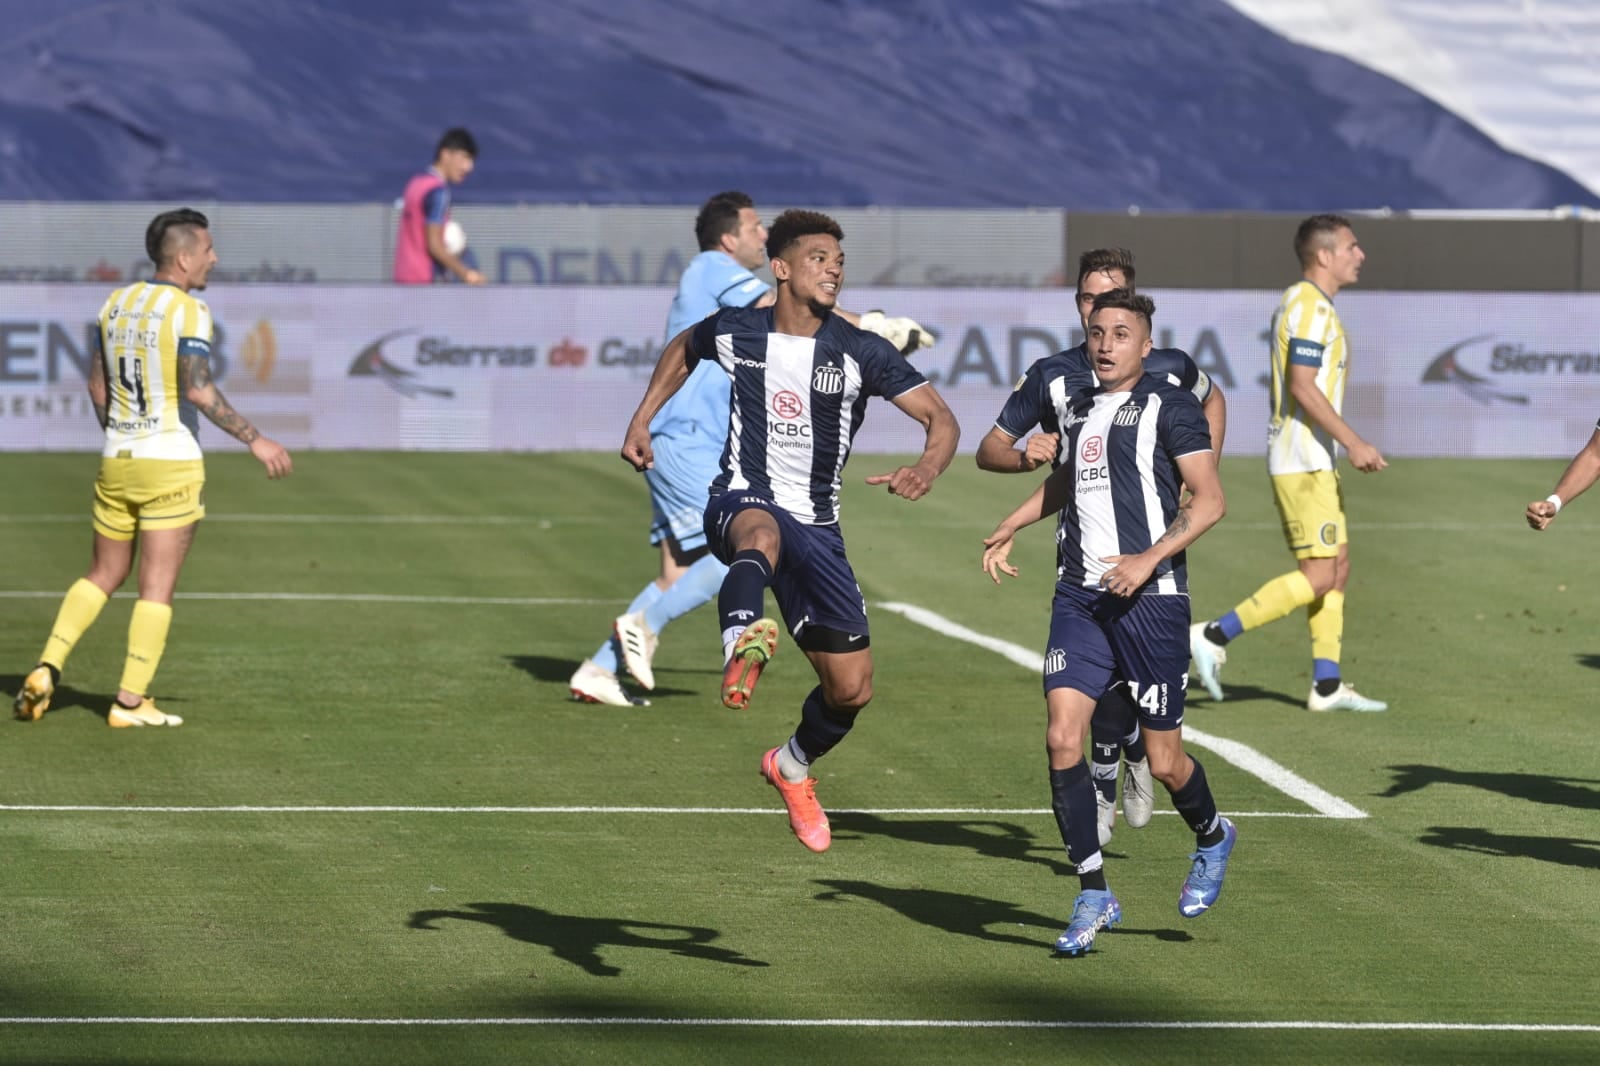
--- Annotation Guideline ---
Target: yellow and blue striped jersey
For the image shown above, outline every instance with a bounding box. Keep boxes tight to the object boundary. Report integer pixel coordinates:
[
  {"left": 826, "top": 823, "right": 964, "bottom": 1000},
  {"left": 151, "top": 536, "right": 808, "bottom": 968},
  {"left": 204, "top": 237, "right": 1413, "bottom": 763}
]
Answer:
[
  {"left": 1267, "top": 280, "right": 1347, "bottom": 475},
  {"left": 96, "top": 281, "right": 211, "bottom": 460}
]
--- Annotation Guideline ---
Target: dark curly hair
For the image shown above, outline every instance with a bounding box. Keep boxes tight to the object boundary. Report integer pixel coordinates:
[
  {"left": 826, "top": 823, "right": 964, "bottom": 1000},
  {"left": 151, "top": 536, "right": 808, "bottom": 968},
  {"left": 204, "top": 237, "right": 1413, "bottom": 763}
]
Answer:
[{"left": 765, "top": 209, "right": 843, "bottom": 261}]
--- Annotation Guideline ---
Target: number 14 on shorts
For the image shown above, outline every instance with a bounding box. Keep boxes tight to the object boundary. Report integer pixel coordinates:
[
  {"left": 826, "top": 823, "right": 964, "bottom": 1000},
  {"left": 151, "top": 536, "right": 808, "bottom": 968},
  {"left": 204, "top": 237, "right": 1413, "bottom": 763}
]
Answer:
[{"left": 1127, "top": 680, "right": 1171, "bottom": 717}]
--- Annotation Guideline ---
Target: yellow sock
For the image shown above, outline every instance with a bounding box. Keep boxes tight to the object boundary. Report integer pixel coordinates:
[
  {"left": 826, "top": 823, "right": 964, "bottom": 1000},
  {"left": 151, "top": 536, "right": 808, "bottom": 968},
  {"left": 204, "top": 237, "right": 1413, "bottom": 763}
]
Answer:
[
  {"left": 40, "top": 578, "right": 110, "bottom": 671},
  {"left": 1308, "top": 589, "right": 1345, "bottom": 665},
  {"left": 118, "top": 600, "right": 173, "bottom": 697},
  {"left": 1233, "top": 570, "right": 1317, "bottom": 632}
]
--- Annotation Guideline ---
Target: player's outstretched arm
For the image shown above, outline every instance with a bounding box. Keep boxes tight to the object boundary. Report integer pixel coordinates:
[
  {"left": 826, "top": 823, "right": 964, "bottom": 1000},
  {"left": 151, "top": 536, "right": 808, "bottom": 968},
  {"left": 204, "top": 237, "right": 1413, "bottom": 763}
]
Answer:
[
  {"left": 178, "top": 353, "right": 292, "bottom": 479},
  {"left": 865, "top": 384, "right": 960, "bottom": 500},
  {"left": 1098, "top": 450, "right": 1224, "bottom": 597},
  {"left": 981, "top": 462, "right": 1075, "bottom": 583},
  {"left": 621, "top": 326, "right": 695, "bottom": 471},
  {"left": 976, "top": 425, "right": 1057, "bottom": 473},
  {"left": 1528, "top": 428, "right": 1600, "bottom": 530},
  {"left": 975, "top": 426, "right": 1023, "bottom": 472}
]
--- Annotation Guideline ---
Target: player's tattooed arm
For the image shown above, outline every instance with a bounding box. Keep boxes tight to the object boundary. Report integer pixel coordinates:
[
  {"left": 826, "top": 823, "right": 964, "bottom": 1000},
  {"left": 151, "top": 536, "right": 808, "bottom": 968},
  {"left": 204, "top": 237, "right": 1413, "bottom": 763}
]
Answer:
[
  {"left": 87, "top": 342, "right": 109, "bottom": 429},
  {"left": 179, "top": 353, "right": 260, "bottom": 443},
  {"left": 1097, "top": 469, "right": 1220, "bottom": 598},
  {"left": 1153, "top": 506, "right": 1193, "bottom": 548}
]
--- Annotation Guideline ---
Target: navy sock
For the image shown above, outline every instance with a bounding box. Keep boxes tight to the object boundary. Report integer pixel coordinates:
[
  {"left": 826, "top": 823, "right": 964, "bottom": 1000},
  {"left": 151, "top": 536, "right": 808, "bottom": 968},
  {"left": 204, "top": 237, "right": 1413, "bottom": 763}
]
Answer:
[
  {"left": 1169, "top": 756, "right": 1223, "bottom": 844},
  {"left": 1089, "top": 712, "right": 1120, "bottom": 804},
  {"left": 793, "top": 686, "right": 857, "bottom": 762},
  {"left": 1121, "top": 722, "right": 1147, "bottom": 764},
  {"left": 1049, "top": 761, "right": 1104, "bottom": 889},
  {"left": 1098, "top": 685, "right": 1146, "bottom": 763},
  {"left": 718, "top": 550, "right": 772, "bottom": 639}
]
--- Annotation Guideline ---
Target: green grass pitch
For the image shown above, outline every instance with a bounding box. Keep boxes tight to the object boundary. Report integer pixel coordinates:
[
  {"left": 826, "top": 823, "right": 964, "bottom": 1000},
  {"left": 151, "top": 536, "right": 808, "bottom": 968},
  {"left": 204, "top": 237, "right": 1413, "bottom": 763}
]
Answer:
[{"left": 0, "top": 451, "right": 1596, "bottom": 1064}]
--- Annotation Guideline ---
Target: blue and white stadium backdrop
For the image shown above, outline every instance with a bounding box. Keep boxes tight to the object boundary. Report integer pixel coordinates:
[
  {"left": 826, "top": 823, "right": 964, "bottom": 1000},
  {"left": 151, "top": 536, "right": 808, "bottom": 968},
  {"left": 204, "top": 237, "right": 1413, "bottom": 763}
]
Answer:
[
  {"left": 0, "top": 285, "right": 1593, "bottom": 459},
  {"left": 0, "top": 204, "right": 1068, "bottom": 288}
]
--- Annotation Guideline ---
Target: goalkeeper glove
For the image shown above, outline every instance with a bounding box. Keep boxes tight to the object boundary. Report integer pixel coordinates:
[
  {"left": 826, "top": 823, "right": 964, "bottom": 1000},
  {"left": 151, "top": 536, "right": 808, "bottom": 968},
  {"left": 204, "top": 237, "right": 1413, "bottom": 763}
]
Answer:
[{"left": 858, "top": 310, "right": 935, "bottom": 356}]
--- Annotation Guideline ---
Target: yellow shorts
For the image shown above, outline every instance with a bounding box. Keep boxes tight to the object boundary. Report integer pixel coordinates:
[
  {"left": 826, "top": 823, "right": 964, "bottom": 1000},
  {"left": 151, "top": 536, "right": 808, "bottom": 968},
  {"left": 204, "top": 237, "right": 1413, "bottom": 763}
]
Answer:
[
  {"left": 1271, "top": 470, "right": 1345, "bottom": 559},
  {"left": 92, "top": 457, "right": 206, "bottom": 541}
]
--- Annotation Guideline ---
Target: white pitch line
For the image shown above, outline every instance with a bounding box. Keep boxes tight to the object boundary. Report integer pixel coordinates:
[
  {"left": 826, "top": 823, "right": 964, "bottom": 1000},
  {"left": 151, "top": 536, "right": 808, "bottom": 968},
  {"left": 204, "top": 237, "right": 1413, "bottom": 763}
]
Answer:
[
  {"left": 877, "top": 602, "right": 1369, "bottom": 820},
  {"left": 0, "top": 804, "right": 1336, "bottom": 817},
  {"left": 0, "top": 1017, "right": 1593, "bottom": 1032},
  {"left": 0, "top": 591, "right": 620, "bottom": 606},
  {"left": 0, "top": 515, "right": 1568, "bottom": 532}
]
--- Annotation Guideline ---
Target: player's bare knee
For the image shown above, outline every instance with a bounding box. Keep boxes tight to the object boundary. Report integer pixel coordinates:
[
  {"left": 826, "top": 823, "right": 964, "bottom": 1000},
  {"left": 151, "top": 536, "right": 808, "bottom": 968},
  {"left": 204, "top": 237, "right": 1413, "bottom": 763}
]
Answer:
[
  {"left": 1301, "top": 561, "right": 1337, "bottom": 597},
  {"left": 726, "top": 513, "right": 781, "bottom": 566},
  {"left": 824, "top": 677, "right": 872, "bottom": 712},
  {"left": 85, "top": 567, "right": 127, "bottom": 594},
  {"left": 1045, "top": 731, "right": 1085, "bottom": 766},
  {"left": 1150, "top": 760, "right": 1188, "bottom": 791},
  {"left": 1144, "top": 738, "right": 1188, "bottom": 785}
]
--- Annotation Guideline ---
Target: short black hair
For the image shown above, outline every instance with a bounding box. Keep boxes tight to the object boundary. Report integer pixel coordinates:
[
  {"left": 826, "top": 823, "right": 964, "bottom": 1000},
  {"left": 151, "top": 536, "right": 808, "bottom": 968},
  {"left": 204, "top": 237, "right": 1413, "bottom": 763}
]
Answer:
[
  {"left": 765, "top": 209, "right": 843, "bottom": 261},
  {"left": 1294, "top": 213, "right": 1351, "bottom": 268},
  {"left": 435, "top": 127, "right": 478, "bottom": 159},
  {"left": 1076, "top": 248, "right": 1136, "bottom": 292},
  {"left": 144, "top": 208, "right": 210, "bottom": 267},
  {"left": 694, "top": 190, "right": 755, "bottom": 252},
  {"left": 1089, "top": 287, "right": 1156, "bottom": 330}
]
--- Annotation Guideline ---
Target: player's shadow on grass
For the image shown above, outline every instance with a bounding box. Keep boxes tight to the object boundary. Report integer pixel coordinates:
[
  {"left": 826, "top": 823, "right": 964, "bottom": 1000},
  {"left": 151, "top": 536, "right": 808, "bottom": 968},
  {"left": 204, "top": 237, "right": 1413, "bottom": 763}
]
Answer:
[
  {"left": 1189, "top": 684, "right": 1303, "bottom": 710},
  {"left": 813, "top": 879, "right": 1061, "bottom": 947},
  {"left": 828, "top": 813, "right": 1073, "bottom": 874},
  {"left": 812, "top": 880, "right": 1192, "bottom": 948},
  {"left": 503, "top": 655, "right": 698, "bottom": 700},
  {"left": 1574, "top": 653, "right": 1600, "bottom": 672},
  {"left": 0, "top": 674, "right": 108, "bottom": 722},
  {"left": 1419, "top": 826, "right": 1600, "bottom": 870},
  {"left": 407, "top": 902, "right": 769, "bottom": 978},
  {"left": 1381, "top": 764, "right": 1600, "bottom": 811}
]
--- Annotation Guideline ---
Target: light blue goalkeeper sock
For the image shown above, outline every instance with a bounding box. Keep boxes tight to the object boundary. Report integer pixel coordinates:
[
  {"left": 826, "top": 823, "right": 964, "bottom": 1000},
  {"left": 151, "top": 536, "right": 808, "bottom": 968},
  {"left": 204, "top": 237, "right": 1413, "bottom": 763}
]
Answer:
[
  {"left": 591, "top": 582, "right": 664, "bottom": 674},
  {"left": 644, "top": 553, "right": 728, "bottom": 635}
]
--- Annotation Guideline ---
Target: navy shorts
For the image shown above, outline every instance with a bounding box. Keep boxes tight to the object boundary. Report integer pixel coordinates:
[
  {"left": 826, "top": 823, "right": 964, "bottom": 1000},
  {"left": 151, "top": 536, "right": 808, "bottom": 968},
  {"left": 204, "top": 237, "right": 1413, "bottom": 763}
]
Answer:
[
  {"left": 1042, "top": 581, "right": 1190, "bottom": 731},
  {"left": 704, "top": 489, "right": 869, "bottom": 645}
]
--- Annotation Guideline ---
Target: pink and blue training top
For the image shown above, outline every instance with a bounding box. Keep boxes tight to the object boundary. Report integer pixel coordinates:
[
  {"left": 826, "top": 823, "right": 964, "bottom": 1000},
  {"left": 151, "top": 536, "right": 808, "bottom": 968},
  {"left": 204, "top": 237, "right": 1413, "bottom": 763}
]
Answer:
[{"left": 393, "top": 167, "right": 450, "bottom": 284}]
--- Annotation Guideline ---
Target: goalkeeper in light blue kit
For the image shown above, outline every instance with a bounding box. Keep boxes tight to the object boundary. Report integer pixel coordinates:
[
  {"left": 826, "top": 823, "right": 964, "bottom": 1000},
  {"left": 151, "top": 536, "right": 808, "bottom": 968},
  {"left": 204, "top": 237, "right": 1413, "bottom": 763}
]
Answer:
[{"left": 570, "top": 191, "right": 933, "bottom": 705}]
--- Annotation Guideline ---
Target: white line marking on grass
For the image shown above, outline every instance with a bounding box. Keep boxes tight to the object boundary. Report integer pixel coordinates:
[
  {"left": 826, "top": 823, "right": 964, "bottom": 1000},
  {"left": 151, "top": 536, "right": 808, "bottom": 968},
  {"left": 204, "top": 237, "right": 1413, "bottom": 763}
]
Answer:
[
  {"left": 1178, "top": 732, "right": 1367, "bottom": 819},
  {"left": 0, "top": 805, "right": 1339, "bottom": 817},
  {"left": 0, "top": 592, "right": 621, "bottom": 607},
  {"left": 0, "top": 1017, "right": 1594, "bottom": 1032},
  {"left": 0, "top": 515, "right": 1574, "bottom": 532},
  {"left": 877, "top": 602, "right": 1368, "bottom": 820}
]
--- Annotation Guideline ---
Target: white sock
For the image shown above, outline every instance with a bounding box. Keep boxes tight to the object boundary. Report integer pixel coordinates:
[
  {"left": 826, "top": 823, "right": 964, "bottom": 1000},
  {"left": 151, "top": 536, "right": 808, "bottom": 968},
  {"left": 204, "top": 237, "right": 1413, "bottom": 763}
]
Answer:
[
  {"left": 721, "top": 626, "right": 746, "bottom": 664},
  {"left": 777, "top": 739, "right": 811, "bottom": 783}
]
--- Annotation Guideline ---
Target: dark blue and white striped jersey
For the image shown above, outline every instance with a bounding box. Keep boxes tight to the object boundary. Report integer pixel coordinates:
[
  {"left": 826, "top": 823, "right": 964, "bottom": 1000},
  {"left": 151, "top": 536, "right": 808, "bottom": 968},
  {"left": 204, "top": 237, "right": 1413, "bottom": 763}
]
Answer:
[
  {"left": 1055, "top": 374, "right": 1213, "bottom": 595},
  {"left": 995, "top": 344, "right": 1212, "bottom": 465},
  {"left": 687, "top": 306, "right": 929, "bottom": 525}
]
